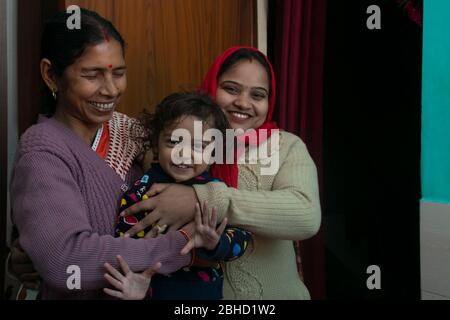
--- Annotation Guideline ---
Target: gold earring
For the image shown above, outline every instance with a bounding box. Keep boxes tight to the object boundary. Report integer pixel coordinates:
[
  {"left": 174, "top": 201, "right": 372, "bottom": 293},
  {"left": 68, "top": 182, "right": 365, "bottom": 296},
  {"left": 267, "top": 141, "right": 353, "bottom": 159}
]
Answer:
[{"left": 51, "top": 88, "right": 57, "bottom": 100}]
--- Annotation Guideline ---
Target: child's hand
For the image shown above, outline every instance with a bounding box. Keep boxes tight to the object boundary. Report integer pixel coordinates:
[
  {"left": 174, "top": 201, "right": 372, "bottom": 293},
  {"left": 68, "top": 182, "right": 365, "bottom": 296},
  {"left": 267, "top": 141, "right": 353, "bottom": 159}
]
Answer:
[
  {"left": 181, "top": 201, "right": 228, "bottom": 255},
  {"left": 103, "top": 255, "right": 161, "bottom": 300}
]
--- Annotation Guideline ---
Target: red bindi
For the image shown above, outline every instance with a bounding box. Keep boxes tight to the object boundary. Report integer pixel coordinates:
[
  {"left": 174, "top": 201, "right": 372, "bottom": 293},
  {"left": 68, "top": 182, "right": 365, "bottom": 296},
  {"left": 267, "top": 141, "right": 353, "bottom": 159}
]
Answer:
[{"left": 108, "top": 64, "right": 112, "bottom": 69}]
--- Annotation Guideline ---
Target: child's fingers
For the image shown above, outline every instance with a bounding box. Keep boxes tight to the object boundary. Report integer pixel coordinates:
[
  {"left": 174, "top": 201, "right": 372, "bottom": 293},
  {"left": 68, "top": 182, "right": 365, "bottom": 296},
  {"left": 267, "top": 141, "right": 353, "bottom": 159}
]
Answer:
[
  {"left": 195, "top": 203, "right": 202, "bottom": 229},
  {"left": 210, "top": 207, "right": 218, "bottom": 228},
  {"left": 216, "top": 217, "right": 228, "bottom": 236},
  {"left": 104, "top": 273, "right": 124, "bottom": 291},
  {"left": 103, "top": 287, "right": 124, "bottom": 299},
  {"left": 181, "top": 239, "right": 195, "bottom": 255},
  {"left": 103, "top": 262, "right": 125, "bottom": 282},
  {"left": 142, "top": 262, "right": 162, "bottom": 278},
  {"left": 116, "top": 255, "right": 131, "bottom": 275},
  {"left": 202, "top": 201, "right": 209, "bottom": 226}
]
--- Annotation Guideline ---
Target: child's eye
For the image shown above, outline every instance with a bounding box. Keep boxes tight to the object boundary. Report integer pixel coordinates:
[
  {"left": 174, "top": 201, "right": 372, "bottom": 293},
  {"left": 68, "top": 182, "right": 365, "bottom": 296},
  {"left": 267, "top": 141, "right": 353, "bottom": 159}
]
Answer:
[{"left": 167, "top": 138, "right": 181, "bottom": 146}]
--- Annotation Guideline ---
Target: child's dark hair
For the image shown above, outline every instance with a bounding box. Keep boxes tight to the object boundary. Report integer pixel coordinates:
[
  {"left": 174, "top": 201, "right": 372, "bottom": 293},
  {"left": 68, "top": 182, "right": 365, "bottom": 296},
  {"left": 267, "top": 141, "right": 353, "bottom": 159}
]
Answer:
[
  {"left": 41, "top": 8, "right": 125, "bottom": 114},
  {"left": 217, "top": 48, "right": 272, "bottom": 94},
  {"left": 140, "top": 92, "right": 230, "bottom": 150}
]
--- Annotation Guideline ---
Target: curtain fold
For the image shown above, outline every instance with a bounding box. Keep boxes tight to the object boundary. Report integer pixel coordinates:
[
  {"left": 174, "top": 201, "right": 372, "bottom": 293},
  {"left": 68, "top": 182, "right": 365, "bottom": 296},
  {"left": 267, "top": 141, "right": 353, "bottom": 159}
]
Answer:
[{"left": 272, "top": 0, "right": 327, "bottom": 300}]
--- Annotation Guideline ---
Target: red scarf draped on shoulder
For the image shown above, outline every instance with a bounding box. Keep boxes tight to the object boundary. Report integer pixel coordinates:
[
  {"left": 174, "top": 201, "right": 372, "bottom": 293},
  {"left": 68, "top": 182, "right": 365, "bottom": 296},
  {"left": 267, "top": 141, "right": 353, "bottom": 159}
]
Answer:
[{"left": 200, "top": 46, "right": 279, "bottom": 188}]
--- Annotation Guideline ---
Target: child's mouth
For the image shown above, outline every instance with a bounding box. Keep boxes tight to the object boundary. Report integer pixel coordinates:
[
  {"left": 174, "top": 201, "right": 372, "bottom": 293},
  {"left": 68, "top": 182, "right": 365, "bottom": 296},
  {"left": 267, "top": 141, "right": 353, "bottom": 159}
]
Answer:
[{"left": 172, "top": 164, "right": 193, "bottom": 170}]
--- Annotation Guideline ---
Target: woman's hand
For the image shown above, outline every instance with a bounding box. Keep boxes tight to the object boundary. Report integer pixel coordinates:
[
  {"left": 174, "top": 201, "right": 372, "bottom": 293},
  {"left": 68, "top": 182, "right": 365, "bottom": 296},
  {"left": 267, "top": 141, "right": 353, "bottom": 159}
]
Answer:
[
  {"left": 103, "top": 255, "right": 161, "bottom": 300},
  {"left": 9, "top": 238, "right": 41, "bottom": 290},
  {"left": 181, "top": 201, "right": 227, "bottom": 255},
  {"left": 120, "top": 184, "right": 198, "bottom": 238}
]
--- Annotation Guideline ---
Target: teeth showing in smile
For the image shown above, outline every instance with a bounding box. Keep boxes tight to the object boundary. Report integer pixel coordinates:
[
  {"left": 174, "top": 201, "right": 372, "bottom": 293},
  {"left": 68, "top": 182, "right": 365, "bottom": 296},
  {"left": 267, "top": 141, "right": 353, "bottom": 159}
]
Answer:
[
  {"left": 231, "top": 112, "right": 250, "bottom": 119},
  {"left": 89, "top": 101, "right": 115, "bottom": 111},
  {"left": 174, "top": 164, "right": 192, "bottom": 169}
]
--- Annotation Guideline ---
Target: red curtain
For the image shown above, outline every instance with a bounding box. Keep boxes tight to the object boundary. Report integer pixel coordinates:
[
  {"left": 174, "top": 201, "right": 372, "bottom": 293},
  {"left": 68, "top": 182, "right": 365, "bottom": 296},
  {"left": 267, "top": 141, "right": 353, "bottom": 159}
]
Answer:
[{"left": 272, "top": 0, "right": 327, "bottom": 300}]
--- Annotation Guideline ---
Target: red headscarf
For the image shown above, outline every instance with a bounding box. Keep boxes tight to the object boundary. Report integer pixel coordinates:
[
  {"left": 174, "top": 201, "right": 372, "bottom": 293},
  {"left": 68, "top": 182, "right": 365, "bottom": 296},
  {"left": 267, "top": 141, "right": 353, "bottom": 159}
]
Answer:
[{"left": 201, "top": 46, "right": 279, "bottom": 188}]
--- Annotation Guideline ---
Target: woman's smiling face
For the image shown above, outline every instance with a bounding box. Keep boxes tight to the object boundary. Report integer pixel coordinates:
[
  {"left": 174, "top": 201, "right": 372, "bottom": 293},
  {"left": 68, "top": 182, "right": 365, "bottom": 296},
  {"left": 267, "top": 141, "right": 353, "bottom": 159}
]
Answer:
[
  {"left": 215, "top": 59, "right": 270, "bottom": 131},
  {"left": 56, "top": 39, "right": 127, "bottom": 126}
]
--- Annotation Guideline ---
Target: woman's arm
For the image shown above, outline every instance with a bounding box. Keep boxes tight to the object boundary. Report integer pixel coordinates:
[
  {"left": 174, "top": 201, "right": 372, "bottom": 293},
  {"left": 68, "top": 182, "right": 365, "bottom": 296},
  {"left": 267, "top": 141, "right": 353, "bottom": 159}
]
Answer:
[
  {"left": 192, "top": 133, "right": 321, "bottom": 240},
  {"left": 10, "top": 151, "right": 191, "bottom": 292},
  {"left": 121, "top": 133, "right": 320, "bottom": 240}
]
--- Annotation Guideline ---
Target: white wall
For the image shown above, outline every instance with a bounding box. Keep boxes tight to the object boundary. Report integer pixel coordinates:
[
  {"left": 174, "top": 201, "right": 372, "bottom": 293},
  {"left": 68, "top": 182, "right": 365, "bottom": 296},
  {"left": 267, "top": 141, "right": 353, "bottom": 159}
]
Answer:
[
  {"left": 4, "top": 0, "right": 20, "bottom": 298},
  {"left": 257, "top": 0, "right": 268, "bottom": 55}
]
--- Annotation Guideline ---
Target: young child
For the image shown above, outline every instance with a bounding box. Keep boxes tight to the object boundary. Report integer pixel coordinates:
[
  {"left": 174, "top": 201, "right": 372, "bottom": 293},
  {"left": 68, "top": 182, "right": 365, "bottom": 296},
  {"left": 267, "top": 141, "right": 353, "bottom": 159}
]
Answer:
[{"left": 104, "top": 92, "right": 252, "bottom": 300}]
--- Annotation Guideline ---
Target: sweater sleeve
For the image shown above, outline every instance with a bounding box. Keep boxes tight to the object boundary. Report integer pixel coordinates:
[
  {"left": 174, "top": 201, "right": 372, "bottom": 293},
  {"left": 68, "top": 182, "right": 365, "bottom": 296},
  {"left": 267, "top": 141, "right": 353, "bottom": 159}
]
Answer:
[
  {"left": 10, "top": 151, "right": 190, "bottom": 292},
  {"left": 196, "top": 227, "right": 253, "bottom": 262},
  {"left": 193, "top": 134, "right": 321, "bottom": 240}
]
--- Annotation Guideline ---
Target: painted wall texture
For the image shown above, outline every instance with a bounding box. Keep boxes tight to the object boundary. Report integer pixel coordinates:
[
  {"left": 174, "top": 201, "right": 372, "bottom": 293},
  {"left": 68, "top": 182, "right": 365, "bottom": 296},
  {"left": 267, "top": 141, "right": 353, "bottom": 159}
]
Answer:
[
  {"left": 421, "top": 0, "right": 450, "bottom": 300},
  {"left": 422, "top": 0, "right": 450, "bottom": 204}
]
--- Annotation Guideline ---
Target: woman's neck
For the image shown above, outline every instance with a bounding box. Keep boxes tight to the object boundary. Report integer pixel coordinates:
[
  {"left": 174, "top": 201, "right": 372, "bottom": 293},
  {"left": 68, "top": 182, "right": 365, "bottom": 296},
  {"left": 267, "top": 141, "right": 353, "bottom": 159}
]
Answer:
[{"left": 53, "top": 110, "right": 101, "bottom": 146}]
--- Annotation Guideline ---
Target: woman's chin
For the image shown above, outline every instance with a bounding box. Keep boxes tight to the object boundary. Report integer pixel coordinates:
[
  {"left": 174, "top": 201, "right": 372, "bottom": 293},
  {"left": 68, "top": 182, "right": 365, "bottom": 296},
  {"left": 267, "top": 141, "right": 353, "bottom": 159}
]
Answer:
[{"left": 89, "top": 109, "right": 115, "bottom": 124}]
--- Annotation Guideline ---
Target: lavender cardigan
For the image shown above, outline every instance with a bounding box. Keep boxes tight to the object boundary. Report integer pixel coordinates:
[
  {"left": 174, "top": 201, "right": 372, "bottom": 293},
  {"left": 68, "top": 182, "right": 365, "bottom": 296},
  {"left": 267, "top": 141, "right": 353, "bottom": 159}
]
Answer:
[{"left": 10, "top": 116, "right": 190, "bottom": 299}]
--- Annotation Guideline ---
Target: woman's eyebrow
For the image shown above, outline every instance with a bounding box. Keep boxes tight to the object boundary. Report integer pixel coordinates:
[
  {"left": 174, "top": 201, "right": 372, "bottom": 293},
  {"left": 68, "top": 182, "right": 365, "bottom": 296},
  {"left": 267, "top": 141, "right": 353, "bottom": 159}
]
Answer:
[
  {"left": 220, "top": 80, "right": 241, "bottom": 86},
  {"left": 220, "top": 80, "right": 268, "bottom": 93},
  {"left": 81, "top": 66, "right": 127, "bottom": 72},
  {"left": 81, "top": 67, "right": 104, "bottom": 73}
]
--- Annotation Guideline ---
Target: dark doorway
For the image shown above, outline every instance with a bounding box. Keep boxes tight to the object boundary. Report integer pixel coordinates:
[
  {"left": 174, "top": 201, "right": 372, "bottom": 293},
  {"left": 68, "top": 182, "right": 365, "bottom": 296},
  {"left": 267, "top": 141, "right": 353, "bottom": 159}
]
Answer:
[
  {"left": 17, "top": 0, "right": 61, "bottom": 135},
  {"left": 323, "top": 0, "right": 422, "bottom": 298}
]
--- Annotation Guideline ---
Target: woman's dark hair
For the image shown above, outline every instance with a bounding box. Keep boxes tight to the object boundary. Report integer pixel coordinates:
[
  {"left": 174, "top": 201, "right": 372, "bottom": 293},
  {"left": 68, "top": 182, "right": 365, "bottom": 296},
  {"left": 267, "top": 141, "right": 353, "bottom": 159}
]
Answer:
[
  {"left": 41, "top": 8, "right": 125, "bottom": 114},
  {"left": 139, "top": 92, "right": 231, "bottom": 151},
  {"left": 217, "top": 48, "right": 272, "bottom": 94}
]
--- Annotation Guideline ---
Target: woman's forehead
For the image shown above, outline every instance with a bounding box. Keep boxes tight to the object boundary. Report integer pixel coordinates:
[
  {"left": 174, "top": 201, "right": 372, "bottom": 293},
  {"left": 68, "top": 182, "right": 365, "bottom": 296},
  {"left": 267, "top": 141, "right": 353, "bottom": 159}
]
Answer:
[
  {"left": 219, "top": 60, "right": 269, "bottom": 89},
  {"left": 74, "top": 40, "right": 125, "bottom": 67}
]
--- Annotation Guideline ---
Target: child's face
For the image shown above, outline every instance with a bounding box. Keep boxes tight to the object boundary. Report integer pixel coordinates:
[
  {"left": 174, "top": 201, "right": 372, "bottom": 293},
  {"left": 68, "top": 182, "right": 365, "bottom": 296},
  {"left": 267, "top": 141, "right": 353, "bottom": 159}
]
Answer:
[{"left": 158, "top": 115, "right": 213, "bottom": 182}]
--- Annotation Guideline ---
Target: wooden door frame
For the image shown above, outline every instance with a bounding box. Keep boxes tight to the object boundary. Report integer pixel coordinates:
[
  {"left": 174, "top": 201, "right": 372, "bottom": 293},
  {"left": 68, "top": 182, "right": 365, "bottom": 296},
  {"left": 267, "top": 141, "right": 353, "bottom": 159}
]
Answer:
[{"left": 0, "top": 0, "right": 60, "bottom": 298}]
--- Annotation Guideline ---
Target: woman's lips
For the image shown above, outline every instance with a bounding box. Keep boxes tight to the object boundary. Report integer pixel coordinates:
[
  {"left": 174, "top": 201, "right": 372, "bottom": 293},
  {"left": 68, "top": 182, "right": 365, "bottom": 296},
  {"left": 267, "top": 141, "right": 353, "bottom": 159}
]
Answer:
[
  {"left": 228, "top": 111, "right": 251, "bottom": 123},
  {"left": 88, "top": 101, "right": 116, "bottom": 112}
]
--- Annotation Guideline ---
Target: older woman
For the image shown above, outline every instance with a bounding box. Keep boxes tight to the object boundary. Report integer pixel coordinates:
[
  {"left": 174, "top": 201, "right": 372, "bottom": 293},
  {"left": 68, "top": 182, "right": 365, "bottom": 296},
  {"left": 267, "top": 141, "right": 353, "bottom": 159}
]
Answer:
[
  {"left": 123, "top": 47, "right": 321, "bottom": 299},
  {"left": 9, "top": 8, "right": 192, "bottom": 299}
]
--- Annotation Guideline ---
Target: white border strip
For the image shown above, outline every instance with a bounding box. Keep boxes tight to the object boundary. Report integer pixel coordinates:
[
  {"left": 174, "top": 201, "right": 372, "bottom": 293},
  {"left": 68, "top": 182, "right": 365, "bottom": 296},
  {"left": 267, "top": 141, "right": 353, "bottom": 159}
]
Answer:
[{"left": 257, "top": 0, "right": 268, "bottom": 55}]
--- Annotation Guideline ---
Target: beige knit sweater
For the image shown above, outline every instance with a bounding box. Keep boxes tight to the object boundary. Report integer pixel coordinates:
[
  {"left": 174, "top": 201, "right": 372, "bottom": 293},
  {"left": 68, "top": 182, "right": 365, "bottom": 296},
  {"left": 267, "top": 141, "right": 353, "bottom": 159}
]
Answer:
[{"left": 193, "top": 130, "right": 321, "bottom": 300}]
